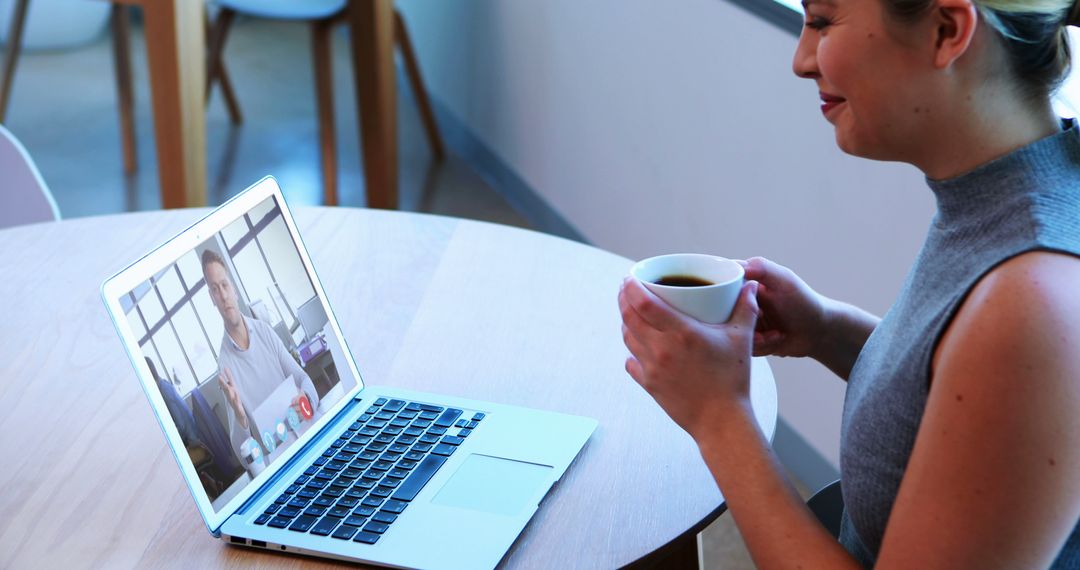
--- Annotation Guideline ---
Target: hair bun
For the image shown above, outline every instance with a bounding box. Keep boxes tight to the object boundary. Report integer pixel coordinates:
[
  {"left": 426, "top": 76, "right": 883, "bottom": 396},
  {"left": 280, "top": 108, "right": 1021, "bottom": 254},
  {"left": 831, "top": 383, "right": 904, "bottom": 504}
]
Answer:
[{"left": 1069, "top": 0, "right": 1080, "bottom": 26}]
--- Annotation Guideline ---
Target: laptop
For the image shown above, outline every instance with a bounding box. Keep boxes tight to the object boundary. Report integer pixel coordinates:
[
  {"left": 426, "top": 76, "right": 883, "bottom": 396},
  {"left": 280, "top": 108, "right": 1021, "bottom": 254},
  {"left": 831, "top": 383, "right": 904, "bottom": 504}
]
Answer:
[{"left": 101, "top": 176, "right": 597, "bottom": 569}]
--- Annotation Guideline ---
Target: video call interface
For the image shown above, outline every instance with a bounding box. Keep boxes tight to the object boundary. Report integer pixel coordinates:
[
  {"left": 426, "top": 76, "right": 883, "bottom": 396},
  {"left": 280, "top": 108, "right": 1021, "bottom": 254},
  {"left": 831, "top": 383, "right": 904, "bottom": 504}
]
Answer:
[{"left": 120, "top": 196, "right": 356, "bottom": 510}]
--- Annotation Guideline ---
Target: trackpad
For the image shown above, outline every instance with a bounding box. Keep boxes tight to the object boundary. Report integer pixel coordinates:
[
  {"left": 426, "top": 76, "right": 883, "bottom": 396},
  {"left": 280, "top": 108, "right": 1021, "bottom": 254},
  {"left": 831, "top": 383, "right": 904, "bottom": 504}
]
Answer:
[{"left": 432, "top": 454, "right": 553, "bottom": 517}]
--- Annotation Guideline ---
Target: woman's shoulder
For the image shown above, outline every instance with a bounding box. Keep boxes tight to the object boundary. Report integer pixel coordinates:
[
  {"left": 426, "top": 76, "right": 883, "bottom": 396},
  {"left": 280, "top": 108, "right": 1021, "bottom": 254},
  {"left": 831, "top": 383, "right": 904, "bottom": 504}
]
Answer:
[{"left": 933, "top": 250, "right": 1080, "bottom": 377}]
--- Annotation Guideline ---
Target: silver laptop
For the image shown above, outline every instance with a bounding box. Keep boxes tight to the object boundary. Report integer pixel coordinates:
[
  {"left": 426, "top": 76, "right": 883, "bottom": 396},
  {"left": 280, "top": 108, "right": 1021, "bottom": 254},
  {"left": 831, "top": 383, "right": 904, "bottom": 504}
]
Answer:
[{"left": 101, "top": 176, "right": 597, "bottom": 569}]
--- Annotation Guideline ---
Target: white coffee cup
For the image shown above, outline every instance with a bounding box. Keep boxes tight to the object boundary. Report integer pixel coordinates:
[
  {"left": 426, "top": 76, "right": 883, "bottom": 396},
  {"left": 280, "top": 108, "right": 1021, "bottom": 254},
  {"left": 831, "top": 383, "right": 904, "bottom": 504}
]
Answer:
[{"left": 630, "top": 254, "right": 745, "bottom": 324}]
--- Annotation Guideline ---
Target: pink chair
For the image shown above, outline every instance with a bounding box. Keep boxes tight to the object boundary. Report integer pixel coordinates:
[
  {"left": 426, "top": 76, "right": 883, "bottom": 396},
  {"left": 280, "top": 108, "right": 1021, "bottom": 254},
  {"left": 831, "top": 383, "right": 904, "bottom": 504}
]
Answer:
[{"left": 0, "top": 123, "right": 59, "bottom": 229}]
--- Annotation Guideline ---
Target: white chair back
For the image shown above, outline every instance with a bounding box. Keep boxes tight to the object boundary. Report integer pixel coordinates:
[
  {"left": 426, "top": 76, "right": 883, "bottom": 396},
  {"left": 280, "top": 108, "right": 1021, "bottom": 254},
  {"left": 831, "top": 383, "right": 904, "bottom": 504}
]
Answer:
[{"left": 0, "top": 124, "right": 60, "bottom": 229}]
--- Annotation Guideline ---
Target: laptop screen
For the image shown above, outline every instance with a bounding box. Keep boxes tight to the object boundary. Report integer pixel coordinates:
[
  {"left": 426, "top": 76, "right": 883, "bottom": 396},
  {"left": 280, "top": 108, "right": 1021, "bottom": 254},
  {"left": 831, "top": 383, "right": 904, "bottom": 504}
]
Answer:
[{"left": 114, "top": 193, "right": 357, "bottom": 512}]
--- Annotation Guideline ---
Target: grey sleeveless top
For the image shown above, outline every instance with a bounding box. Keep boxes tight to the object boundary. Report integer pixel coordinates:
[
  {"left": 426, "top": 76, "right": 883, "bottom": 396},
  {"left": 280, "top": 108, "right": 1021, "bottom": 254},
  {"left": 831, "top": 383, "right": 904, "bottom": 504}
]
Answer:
[{"left": 838, "top": 119, "right": 1080, "bottom": 568}]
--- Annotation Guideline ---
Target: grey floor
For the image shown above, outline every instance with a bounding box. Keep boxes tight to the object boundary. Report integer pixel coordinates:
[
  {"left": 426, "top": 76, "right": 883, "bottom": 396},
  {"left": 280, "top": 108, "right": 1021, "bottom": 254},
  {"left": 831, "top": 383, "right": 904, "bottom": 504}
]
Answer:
[{"left": 3, "top": 16, "right": 771, "bottom": 569}]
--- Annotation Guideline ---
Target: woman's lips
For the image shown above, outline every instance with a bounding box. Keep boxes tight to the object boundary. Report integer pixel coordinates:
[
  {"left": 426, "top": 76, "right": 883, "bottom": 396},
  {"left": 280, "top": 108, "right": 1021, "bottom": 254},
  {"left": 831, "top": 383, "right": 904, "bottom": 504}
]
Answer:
[{"left": 820, "top": 92, "right": 846, "bottom": 116}]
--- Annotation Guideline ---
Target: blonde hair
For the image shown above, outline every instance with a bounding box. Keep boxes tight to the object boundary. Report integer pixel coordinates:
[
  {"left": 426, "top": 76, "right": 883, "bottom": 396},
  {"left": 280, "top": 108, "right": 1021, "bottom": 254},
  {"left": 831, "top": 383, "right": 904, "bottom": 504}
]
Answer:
[{"left": 884, "top": 0, "right": 1079, "bottom": 97}]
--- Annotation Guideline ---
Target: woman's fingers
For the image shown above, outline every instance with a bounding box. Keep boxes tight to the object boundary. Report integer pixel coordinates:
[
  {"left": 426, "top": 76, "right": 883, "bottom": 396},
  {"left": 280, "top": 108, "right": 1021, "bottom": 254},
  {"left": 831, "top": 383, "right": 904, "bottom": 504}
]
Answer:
[{"left": 621, "top": 278, "right": 689, "bottom": 332}]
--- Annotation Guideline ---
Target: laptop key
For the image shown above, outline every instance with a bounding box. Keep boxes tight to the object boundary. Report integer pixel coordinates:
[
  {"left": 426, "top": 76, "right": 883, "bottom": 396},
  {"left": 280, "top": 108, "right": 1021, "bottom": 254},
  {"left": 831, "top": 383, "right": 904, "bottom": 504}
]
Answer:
[
  {"left": 304, "top": 506, "right": 327, "bottom": 518},
  {"left": 373, "top": 511, "right": 398, "bottom": 524},
  {"left": 275, "top": 493, "right": 290, "bottom": 504},
  {"left": 432, "top": 443, "right": 456, "bottom": 457},
  {"left": 328, "top": 506, "right": 352, "bottom": 518},
  {"left": 434, "top": 409, "right": 462, "bottom": 428},
  {"left": 370, "top": 487, "right": 392, "bottom": 498},
  {"left": 337, "top": 497, "right": 360, "bottom": 508},
  {"left": 382, "top": 500, "right": 408, "bottom": 514},
  {"left": 322, "top": 487, "right": 344, "bottom": 498},
  {"left": 313, "top": 496, "right": 335, "bottom": 508},
  {"left": 392, "top": 454, "right": 448, "bottom": 502},
  {"left": 441, "top": 436, "right": 465, "bottom": 446},
  {"left": 353, "top": 505, "right": 376, "bottom": 517},
  {"left": 353, "top": 531, "right": 381, "bottom": 544},
  {"left": 418, "top": 404, "right": 444, "bottom": 413},
  {"left": 374, "top": 398, "right": 387, "bottom": 407},
  {"left": 397, "top": 410, "right": 418, "bottom": 420},
  {"left": 288, "top": 515, "right": 318, "bottom": 532},
  {"left": 388, "top": 468, "right": 409, "bottom": 479},
  {"left": 405, "top": 402, "right": 422, "bottom": 412},
  {"left": 345, "top": 488, "right": 367, "bottom": 500},
  {"left": 398, "top": 460, "right": 417, "bottom": 470},
  {"left": 385, "top": 399, "right": 406, "bottom": 412},
  {"left": 286, "top": 498, "right": 309, "bottom": 509},
  {"left": 404, "top": 451, "right": 425, "bottom": 461},
  {"left": 254, "top": 513, "right": 272, "bottom": 525},
  {"left": 310, "top": 517, "right": 341, "bottom": 536},
  {"left": 265, "top": 504, "right": 282, "bottom": 515},
  {"left": 379, "top": 479, "right": 401, "bottom": 489},
  {"left": 419, "top": 434, "right": 440, "bottom": 445},
  {"left": 297, "top": 488, "right": 318, "bottom": 500},
  {"left": 472, "top": 412, "right": 486, "bottom": 421},
  {"left": 363, "top": 522, "right": 390, "bottom": 535},
  {"left": 375, "top": 411, "right": 395, "bottom": 420},
  {"left": 344, "top": 515, "right": 369, "bottom": 527},
  {"left": 278, "top": 507, "right": 301, "bottom": 518},
  {"left": 458, "top": 428, "right": 473, "bottom": 438},
  {"left": 268, "top": 516, "right": 292, "bottom": 529},
  {"left": 426, "top": 427, "right": 448, "bottom": 436},
  {"left": 332, "top": 524, "right": 360, "bottom": 540},
  {"left": 368, "top": 405, "right": 382, "bottom": 414},
  {"left": 413, "top": 443, "right": 433, "bottom": 453},
  {"left": 362, "top": 497, "right": 384, "bottom": 508}
]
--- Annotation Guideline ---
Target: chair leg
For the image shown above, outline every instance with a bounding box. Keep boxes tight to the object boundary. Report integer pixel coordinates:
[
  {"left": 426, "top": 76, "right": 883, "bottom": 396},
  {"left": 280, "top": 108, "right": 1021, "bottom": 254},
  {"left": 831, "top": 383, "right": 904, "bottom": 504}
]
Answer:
[
  {"left": 0, "top": 0, "right": 30, "bottom": 123},
  {"left": 110, "top": 5, "right": 137, "bottom": 174},
  {"left": 205, "top": 7, "right": 242, "bottom": 124},
  {"left": 311, "top": 19, "right": 338, "bottom": 206},
  {"left": 393, "top": 10, "right": 445, "bottom": 161}
]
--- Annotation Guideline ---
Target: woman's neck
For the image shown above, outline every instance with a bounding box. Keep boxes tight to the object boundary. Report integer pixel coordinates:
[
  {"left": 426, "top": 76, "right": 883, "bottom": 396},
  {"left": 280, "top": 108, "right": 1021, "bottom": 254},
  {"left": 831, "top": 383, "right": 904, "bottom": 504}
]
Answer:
[{"left": 914, "top": 86, "right": 1060, "bottom": 180}]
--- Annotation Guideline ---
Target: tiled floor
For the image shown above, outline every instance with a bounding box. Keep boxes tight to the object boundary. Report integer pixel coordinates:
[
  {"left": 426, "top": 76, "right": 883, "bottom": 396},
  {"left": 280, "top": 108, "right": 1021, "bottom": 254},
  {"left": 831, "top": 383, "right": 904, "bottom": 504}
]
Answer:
[{"left": 3, "top": 16, "right": 766, "bottom": 568}]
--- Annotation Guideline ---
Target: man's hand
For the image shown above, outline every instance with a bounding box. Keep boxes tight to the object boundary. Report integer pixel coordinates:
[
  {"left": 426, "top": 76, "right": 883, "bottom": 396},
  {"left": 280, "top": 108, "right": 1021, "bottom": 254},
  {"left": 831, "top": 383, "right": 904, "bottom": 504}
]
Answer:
[{"left": 218, "top": 367, "right": 249, "bottom": 429}]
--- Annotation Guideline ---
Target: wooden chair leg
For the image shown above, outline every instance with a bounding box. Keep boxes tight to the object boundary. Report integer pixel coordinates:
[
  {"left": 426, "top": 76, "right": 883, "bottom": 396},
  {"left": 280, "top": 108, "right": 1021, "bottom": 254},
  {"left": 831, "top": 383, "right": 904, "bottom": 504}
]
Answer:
[
  {"left": 0, "top": 0, "right": 30, "bottom": 123},
  {"left": 110, "top": 5, "right": 137, "bottom": 174},
  {"left": 205, "top": 7, "right": 242, "bottom": 124},
  {"left": 312, "top": 19, "right": 337, "bottom": 206},
  {"left": 393, "top": 9, "right": 445, "bottom": 161}
]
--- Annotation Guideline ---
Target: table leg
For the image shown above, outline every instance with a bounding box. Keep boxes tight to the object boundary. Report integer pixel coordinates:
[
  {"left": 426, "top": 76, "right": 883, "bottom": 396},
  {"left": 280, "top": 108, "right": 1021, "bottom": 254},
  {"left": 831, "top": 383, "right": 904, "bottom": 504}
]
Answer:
[
  {"left": 137, "top": 0, "right": 206, "bottom": 208},
  {"left": 347, "top": 0, "right": 397, "bottom": 210},
  {"left": 664, "top": 533, "right": 704, "bottom": 569}
]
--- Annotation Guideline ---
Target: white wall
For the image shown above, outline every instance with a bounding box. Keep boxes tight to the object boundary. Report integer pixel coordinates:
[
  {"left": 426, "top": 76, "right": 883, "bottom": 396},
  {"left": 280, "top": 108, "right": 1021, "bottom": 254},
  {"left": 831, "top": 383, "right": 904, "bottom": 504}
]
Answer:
[{"left": 395, "top": 0, "right": 935, "bottom": 470}]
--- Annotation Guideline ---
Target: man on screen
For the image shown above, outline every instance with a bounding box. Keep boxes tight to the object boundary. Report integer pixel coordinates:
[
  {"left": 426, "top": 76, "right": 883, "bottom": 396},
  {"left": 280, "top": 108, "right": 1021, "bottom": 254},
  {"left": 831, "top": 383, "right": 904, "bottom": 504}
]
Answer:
[{"left": 201, "top": 248, "right": 320, "bottom": 467}]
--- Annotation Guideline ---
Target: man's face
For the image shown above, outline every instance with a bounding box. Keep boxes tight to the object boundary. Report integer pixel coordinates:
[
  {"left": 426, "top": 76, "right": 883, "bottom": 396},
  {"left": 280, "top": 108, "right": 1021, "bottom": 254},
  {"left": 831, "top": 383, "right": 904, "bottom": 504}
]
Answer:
[{"left": 204, "top": 261, "right": 242, "bottom": 328}]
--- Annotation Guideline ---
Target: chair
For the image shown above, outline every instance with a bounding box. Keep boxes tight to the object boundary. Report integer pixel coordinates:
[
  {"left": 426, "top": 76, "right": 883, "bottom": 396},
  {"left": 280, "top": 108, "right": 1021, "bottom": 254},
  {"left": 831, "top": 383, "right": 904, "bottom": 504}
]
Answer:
[
  {"left": 206, "top": 1, "right": 446, "bottom": 206},
  {"left": 807, "top": 479, "right": 845, "bottom": 539},
  {"left": 1, "top": 1, "right": 240, "bottom": 174},
  {"left": 0, "top": 123, "right": 59, "bottom": 229}
]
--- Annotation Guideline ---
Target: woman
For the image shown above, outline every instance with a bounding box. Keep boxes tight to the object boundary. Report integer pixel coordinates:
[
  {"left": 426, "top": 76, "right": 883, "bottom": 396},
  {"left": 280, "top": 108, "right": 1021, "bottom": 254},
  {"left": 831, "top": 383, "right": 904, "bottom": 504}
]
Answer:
[{"left": 619, "top": 0, "right": 1080, "bottom": 567}]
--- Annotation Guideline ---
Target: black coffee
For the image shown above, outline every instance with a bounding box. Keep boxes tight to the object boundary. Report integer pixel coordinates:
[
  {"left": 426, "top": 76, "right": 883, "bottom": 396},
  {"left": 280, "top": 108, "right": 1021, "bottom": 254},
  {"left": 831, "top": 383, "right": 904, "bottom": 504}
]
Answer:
[{"left": 654, "top": 275, "right": 714, "bottom": 287}]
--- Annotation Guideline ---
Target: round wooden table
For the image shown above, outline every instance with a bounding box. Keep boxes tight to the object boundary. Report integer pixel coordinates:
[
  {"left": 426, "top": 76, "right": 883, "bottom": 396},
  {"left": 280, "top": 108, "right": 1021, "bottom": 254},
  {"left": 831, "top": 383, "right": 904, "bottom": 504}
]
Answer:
[{"left": 0, "top": 208, "right": 776, "bottom": 569}]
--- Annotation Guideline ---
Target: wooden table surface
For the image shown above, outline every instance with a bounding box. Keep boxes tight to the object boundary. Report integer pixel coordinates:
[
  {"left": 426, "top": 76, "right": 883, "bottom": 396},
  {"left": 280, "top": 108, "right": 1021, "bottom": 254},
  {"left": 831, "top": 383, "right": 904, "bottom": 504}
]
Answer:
[{"left": 0, "top": 208, "right": 776, "bottom": 569}]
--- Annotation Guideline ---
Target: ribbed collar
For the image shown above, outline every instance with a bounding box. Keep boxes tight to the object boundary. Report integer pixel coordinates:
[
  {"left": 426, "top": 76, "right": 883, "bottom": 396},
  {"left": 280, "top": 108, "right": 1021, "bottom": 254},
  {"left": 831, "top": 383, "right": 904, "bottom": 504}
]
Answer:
[{"left": 927, "top": 118, "right": 1080, "bottom": 227}]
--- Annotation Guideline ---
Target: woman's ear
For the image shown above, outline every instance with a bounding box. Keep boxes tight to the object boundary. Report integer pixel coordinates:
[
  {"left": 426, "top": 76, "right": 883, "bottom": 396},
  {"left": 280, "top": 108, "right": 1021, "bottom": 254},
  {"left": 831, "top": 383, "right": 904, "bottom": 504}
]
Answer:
[{"left": 931, "top": 0, "right": 980, "bottom": 69}]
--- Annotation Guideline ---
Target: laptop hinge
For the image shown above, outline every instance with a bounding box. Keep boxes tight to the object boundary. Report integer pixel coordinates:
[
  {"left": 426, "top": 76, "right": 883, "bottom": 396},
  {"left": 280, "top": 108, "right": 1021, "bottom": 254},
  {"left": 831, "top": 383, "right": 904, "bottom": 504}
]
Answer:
[{"left": 232, "top": 397, "right": 364, "bottom": 517}]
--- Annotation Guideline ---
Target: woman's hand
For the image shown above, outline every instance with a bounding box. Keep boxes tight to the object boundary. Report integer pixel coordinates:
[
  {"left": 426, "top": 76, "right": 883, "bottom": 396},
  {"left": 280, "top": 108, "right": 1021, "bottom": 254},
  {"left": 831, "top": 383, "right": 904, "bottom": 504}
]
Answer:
[
  {"left": 618, "top": 277, "right": 760, "bottom": 442},
  {"left": 738, "top": 257, "right": 830, "bottom": 359}
]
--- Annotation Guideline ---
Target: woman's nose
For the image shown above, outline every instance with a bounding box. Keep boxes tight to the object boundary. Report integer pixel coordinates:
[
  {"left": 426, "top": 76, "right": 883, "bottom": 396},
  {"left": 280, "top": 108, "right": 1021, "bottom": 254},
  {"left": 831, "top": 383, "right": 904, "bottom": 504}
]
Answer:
[{"left": 792, "top": 33, "right": 820, "bottom": 79}]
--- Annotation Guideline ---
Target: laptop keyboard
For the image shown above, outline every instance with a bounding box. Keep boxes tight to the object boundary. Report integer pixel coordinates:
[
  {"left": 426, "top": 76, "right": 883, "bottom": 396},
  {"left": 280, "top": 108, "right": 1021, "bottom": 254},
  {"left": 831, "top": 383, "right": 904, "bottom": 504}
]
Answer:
[{"left": 252, "top": 398, "right": 485, "bottom": 545}]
